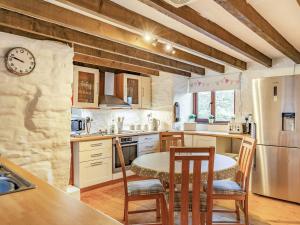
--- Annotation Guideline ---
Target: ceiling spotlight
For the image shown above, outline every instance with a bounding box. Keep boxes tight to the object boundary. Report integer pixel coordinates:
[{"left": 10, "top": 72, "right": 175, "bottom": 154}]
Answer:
[
  {"left": 165, "top": 43, "right": 173, "bottom": 52},
  {"left": 151, "top": 39, "right": 158, "bottom": 47},
  {"left": 143, "top": 32, "right": 153, "bottom": 43},
  {"left": 171, "top": 49, "right": 176, "bottom": 55}
]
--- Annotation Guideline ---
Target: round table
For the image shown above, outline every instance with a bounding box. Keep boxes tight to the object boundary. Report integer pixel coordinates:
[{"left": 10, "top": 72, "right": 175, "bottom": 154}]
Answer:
[{"left": 131, "top": 152, "right": 237, "bottom": 183}]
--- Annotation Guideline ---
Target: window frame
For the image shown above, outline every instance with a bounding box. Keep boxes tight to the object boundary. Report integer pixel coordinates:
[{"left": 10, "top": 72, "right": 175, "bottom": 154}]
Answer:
[{"left": 193, "top": 90, "right": 235, "bottom": 124}]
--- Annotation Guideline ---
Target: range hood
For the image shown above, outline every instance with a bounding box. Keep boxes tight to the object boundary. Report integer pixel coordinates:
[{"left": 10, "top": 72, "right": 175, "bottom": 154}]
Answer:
[{"left": 99, "top": 72, "right": 131, "bottom": 109}]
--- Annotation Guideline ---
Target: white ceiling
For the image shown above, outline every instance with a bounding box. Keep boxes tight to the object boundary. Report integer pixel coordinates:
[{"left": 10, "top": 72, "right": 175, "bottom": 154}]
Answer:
[{"left": 111, "top": 0, "right": 300, "bottom": 66}]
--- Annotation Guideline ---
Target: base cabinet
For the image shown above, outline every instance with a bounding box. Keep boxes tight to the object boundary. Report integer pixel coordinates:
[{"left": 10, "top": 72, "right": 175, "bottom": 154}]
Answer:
[
  {"left": 138, "top": 134, "right": 159, "bottom": 156},
  {"left": 184, "top": 135, "right": 232, "bottom": 154},
  {"left": 73, "top": 139, "right": 113, "bottom": 188}
]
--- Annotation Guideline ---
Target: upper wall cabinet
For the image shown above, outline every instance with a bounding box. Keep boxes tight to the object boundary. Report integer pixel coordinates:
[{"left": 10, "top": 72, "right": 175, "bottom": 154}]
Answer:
[
  {"left": 141, "top": 76, "right": 152, "bottom": 109},
  {"left": 73, "top": 66, "right": 99, "bottom": 108},
  {"left": 115, "top": 73, "right": 152, "bottom": 109}
]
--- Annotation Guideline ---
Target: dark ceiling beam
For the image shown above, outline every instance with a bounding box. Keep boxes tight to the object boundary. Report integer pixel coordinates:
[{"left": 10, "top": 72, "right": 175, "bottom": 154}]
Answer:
[
  {"left": 0, "top": 8, "right": 196, "bottom": 76},
  {"left": 74, "top": 54, "right": 159, "bottom": 76},
  {"left": 58, "top": 0, "right": 247, "bottom": 70},
  {"left": 214, "top": 0, "right": 300, "bottom": 64},
  {"left": 140, "top": 0, "right": 272, "bottom": 67},
  {"left": 0, "top": 0, "right": 222, "bottom": 73},
  {"left": 74, "top": 45, "right": 192, "bottom": 76}
]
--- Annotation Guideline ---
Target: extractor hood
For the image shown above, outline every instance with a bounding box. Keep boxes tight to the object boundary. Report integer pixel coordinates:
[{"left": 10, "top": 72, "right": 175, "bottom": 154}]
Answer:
[{"left": 99, "top": 72, "right": 131, "bottom": 109}]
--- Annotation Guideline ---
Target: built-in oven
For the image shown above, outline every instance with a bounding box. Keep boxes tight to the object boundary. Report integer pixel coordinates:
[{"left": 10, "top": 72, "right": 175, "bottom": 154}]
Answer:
[{"left": 113, "top": 136, "right": 138, "bottom": 173}]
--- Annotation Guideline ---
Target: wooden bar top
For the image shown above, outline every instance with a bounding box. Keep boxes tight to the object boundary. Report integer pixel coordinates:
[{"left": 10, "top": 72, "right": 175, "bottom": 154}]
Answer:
[
  {"left": 183, "top": 130, "right": 249, "bottom": 139},
  {"left": 0, "top": 158, "right": 122, "bottom": 225}
]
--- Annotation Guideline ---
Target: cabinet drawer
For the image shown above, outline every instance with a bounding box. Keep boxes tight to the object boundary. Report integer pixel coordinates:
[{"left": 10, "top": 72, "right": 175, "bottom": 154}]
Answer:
[
  {"left": 138, "top": 134, "right": 159, "bottom": 143},
  {"left": 78, "top": 158, "right": 112, "bottom": 188},
  {"left": 139, "top": 143, "right": 158, "bottom": 154},
  {"left": 79, "top": 148, "right": 112, "bottom": 162},
  {"left": 79, "top": 139, "right": 112, "bottom": 152}
]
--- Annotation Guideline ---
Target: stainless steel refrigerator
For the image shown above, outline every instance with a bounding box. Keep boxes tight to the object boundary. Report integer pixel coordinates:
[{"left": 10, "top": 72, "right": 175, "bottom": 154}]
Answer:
[{"left": 252, "top": 75, "right": 300, "bottom": 203}]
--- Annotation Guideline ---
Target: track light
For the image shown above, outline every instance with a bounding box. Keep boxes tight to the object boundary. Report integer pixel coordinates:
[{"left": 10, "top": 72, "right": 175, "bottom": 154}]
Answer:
[
  {"left": 143, "top": 32, "right": 153, "bottom": 43},
  {"left": 165, "top": 43, "right": 173, "bottom": 52}
]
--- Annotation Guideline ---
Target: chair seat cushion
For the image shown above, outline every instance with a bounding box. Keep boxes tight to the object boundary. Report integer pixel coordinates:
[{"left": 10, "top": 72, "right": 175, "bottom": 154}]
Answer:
[
  {"left": 166, "top": 191, "right": 207, "bottom": 212},
  {"left": 127, "top": 179, "right": 164, "bottom": 197},
  {"left": 210, "top": 180, "right": 245, "bottom": 195}
]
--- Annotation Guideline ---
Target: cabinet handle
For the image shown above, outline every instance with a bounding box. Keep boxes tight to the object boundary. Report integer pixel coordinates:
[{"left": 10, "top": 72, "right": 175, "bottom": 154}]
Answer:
[
  {"left": 91, "top": 153, "right": 103, "bottom": 158},
  {"left": 90, "top": 161, "right": 103, "bottom": 167},
  {"left": 90, "top": 143, "right": 103, "bottom": 147},
  {"left": 142, "top": 87, "right": 144, "bottom": 97}
]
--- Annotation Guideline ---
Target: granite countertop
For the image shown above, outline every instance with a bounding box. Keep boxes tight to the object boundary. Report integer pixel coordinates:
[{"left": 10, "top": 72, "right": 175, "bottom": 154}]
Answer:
[{"left": 0, "top": 158, "right": 122, "bottom": 225}]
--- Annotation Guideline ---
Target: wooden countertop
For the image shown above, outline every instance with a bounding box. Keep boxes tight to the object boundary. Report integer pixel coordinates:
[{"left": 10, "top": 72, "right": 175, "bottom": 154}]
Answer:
[
  {"left": 0, "top": 158, "right": 122, "bottom": 225},
  {"left": 183, "top": 130, "right": 248, "bottom": 139},
  {"left": 70, "top": 130, "right": 248, "bottom": 142}
]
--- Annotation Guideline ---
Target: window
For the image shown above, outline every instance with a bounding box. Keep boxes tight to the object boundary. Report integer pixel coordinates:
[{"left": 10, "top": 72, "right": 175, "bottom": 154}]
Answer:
[{"left": 193, "top": 90, "right": 235, "bottom": 123}]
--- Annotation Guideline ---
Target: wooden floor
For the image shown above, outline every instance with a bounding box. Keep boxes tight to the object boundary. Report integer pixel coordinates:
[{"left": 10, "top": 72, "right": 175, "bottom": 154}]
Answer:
[{"left": 81, "top": 180, "right": 300, "bottom": 225}]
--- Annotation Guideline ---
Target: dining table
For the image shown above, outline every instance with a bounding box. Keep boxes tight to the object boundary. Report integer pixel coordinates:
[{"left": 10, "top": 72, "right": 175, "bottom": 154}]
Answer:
[{"left": 131, "top": 152, "right": 237, "bottom": 183}]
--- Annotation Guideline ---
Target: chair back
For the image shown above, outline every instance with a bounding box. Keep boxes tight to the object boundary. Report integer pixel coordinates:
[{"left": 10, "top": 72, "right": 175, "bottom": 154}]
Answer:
[
  {"left": 169, "top": 147, "right": 215, "bottom": 225},
  {"left": 236, "top": 137, "right": 256, "bottom": 192},
  {"left": 115, "top": 139, "right": 128, "bottom": 197},
  {"left": 159, "top": 132, "right": 184, "bottom": 152}
]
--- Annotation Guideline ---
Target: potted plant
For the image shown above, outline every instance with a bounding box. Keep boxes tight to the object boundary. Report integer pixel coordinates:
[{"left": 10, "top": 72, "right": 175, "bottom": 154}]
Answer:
[
  {"left": 208, "top": 114, "right": 215, "bottom": 124},
  {"left": 188, "top": 114, "right": 196, "bottom": 122}
]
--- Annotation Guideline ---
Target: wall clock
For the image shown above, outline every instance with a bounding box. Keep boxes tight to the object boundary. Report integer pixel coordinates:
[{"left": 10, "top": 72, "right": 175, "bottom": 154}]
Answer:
[{"left": 5, "top": 47, "right": 36, "bottom": 76}]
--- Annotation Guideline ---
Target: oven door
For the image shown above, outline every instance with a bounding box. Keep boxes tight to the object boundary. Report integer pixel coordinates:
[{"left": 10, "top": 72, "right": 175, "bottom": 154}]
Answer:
[{"left": 113, "top": 142, "right": 138, "bottom": 173}]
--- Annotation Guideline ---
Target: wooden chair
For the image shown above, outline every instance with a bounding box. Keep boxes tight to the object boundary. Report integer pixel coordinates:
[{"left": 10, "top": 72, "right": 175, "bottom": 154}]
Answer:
[
  {"left": 159, "top": 132, "right": 184, "bottom": 152},
  {"left": 115, "top": 139, "right": 168, "bottom": 225},
  {"left": 168, "top": 146, "right": 215, "bottom": 225},
  {"left": 210, "top": 137, "right": 256, "bottom": 225}
]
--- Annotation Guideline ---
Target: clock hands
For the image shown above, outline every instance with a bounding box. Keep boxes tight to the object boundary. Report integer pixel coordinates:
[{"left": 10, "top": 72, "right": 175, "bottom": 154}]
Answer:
[{"left": 12, "top": 57, "right": 24, "bottom": 63}]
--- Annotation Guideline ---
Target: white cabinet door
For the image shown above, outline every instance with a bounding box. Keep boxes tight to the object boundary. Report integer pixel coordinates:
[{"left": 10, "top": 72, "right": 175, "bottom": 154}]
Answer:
[
  {"left": 138, "top": 134, "right": 159, "bottom": 155},
  {"left": 78, "top": 158, "right": 112, "bottom": 188},
  {"left": 184, "top": 134, "right": 193, "bottom": 147},
  {"left": 192, "top": 136, "right": 216, "bottom": 148},
  {"left": 141, "top": 76, "right": 151, "bottom": 109},
  {"left": 73, "top": 66, "right": 99, "bottom": 108}
]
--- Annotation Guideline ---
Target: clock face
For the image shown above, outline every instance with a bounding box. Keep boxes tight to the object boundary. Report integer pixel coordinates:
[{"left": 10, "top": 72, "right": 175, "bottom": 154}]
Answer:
[{"left": 5, "top": 47, "right": 36, "bottom": 76}]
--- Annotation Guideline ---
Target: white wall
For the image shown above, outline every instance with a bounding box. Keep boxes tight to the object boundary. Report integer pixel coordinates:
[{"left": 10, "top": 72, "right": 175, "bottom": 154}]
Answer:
[{"left": 0, "top": 32, "right": 73, "bottom": 189}]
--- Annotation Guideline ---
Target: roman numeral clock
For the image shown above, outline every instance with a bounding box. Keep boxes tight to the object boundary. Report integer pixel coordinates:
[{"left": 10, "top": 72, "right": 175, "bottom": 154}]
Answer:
[{"left": 5, "top": 47, "right": 36, "bottom": 76}]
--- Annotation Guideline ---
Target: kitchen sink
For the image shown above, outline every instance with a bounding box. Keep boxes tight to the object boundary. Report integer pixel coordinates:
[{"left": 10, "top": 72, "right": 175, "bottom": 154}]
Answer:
[{"left": 0, "top": 164, "right": 35, "bottom": 196}]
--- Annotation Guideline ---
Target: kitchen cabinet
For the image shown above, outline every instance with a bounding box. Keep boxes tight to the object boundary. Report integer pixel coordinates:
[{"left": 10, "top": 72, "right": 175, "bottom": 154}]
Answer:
[
  {"left": 115, "top": 73, "right": 151, "bottom": 109},
  {"left": 140, "top": 76, "right": 152, "bottom": 109},
  {"left": 73, "top": 139, "right": 112, "bottom": 188},
  {"left": 138, "top": 134, "right": 159, "bottom": 156},
  {"left": 184, "top": 134, "right": 193, "bottom": 147},
  {"left": 73, "top": 66, "right": 99, "bottom": 108},
  {"left": 184, "top": 134, "right": 231, "bottom": 154},
  {"left": 193, "top": 136, "right": 216, "bottom": 148}
]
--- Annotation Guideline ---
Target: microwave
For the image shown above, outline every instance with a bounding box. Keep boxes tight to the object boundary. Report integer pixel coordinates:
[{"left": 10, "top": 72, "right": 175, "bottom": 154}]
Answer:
[{"left": 71, "top": 118, "right": 86, "bottom": 133}]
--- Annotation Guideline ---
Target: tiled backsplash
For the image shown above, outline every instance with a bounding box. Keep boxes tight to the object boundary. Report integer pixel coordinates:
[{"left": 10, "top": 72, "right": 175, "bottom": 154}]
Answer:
[{"left": 72, "top": 108, "right": 173, "bottom": 133}]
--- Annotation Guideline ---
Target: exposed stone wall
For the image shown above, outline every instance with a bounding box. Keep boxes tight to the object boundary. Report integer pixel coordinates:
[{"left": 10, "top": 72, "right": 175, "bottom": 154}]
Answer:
[{"left": 0, "top": 32, "right": 73, "bottom": 189}]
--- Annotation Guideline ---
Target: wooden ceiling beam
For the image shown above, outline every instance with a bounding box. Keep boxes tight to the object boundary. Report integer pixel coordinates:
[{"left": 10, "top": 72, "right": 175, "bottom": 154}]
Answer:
[
  {"left": 0, "top": 8, "right": 197, "bottom": 76},
  {"left": 214, "top": 0, "right": 300, "bottom": 64},
  {"left": 140, "top": 0, "right": 272, "bottom": 67},
  {"left": 56, "top": 0, "right": 247, "bottom": 70},
  {"left": 74, "top": 45, "right": 192, "bottom": 77},
  {"left": 74, "top": 54, "right": 159, "bottom": 77},
  {"left": 0, "top": 0, "right": 222, "bottom": 73}
]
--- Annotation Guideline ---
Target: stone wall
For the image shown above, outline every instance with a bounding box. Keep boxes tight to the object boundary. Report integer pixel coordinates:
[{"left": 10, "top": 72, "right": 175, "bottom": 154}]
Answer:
[{"left": 0, "top": 32, "right": 73, "bottom": 189}]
